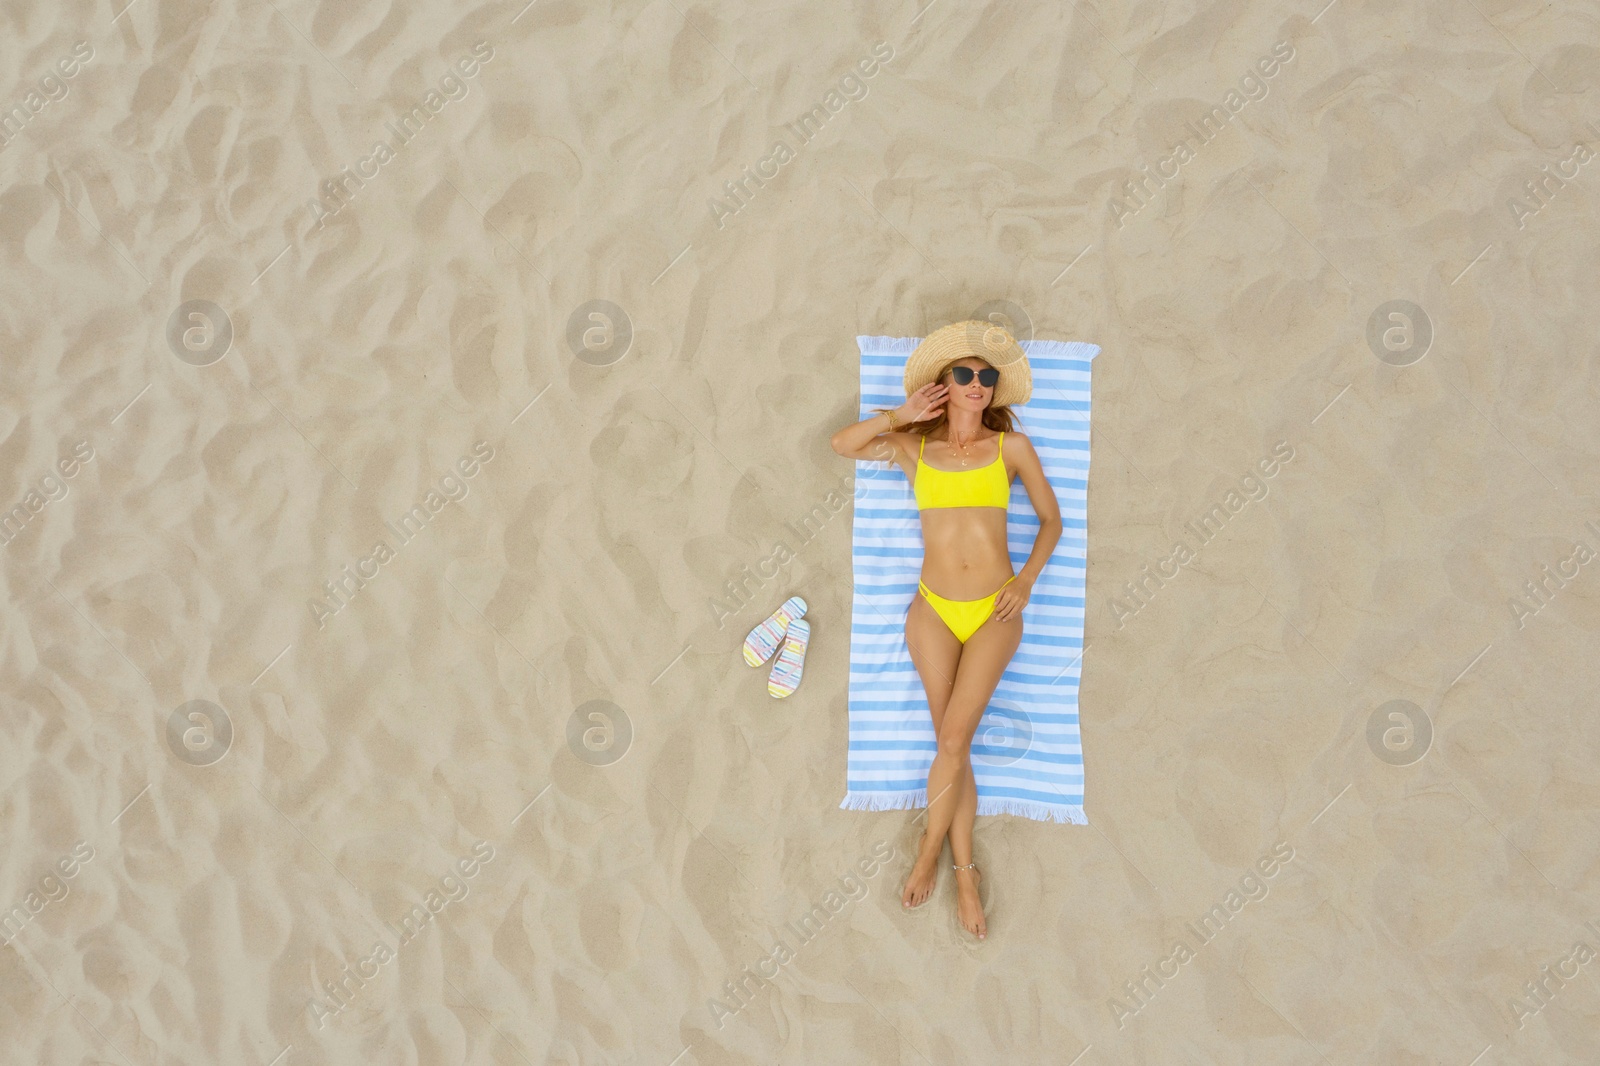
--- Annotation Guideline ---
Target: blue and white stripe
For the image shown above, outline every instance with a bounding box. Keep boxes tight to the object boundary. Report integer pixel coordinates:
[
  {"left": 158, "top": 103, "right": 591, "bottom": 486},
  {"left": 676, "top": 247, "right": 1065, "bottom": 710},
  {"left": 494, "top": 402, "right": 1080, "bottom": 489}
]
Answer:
[{"left": 840, "top": 334, "right": 1099, "bottom": 825}]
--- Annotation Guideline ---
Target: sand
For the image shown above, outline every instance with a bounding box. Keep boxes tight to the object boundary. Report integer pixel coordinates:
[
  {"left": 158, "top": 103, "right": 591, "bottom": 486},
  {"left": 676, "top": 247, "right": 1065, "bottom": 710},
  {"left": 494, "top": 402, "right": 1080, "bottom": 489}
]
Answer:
[{"left": 2, "top": 0, "right": 1598, "bottom": 1062}]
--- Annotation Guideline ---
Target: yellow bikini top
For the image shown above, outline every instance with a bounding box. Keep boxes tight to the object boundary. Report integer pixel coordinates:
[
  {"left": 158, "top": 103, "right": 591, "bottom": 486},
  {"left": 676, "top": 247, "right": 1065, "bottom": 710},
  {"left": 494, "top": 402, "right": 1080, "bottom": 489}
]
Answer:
[{"left": 914, "top": 431, "right": 1010, "bottom": 510}]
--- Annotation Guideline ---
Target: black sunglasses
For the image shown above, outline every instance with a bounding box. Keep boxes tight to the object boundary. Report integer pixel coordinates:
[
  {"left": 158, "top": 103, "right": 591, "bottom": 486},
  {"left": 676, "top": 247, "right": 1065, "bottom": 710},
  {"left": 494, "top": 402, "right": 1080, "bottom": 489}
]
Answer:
[{"left": 947, "top": 365, "right": 1000, "bottom": 388}]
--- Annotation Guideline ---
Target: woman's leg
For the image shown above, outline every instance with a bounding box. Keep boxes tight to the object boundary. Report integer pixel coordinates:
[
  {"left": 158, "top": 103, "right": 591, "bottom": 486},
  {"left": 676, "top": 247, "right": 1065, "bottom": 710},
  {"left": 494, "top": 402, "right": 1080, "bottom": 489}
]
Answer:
[
  {"left": 901, "top": 590, "right": 962, "bottom": 908},
  {"left": 923, "top": 609, "right": 1022, "bottom": 937},
  {"left": 950, "top": 758, "right": 978, "bottom": 881}
]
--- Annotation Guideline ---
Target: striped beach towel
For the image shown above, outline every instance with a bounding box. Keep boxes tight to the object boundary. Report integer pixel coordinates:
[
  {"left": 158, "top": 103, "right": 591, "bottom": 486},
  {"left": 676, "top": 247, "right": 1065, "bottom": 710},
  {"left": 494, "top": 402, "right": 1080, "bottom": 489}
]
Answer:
[{"left": 840, "top": 334, "right": 1098, "bottom": 825}]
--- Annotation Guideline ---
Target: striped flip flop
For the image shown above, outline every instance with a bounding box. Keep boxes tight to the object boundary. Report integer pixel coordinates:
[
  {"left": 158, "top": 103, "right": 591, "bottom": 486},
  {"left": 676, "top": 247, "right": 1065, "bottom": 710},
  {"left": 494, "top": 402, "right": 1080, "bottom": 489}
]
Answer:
[
  {"left": 742, "top": 595, "right": 807, "bottom": 667},
  {"left": 767, "top": 619, "right": 810, "bottom": 698}
]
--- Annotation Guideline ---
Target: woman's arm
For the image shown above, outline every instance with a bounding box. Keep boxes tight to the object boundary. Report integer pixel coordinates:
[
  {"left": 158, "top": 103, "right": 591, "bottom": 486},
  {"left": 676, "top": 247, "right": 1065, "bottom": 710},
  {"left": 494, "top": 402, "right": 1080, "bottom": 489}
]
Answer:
[
  {"left": 993, "top": 433, "right": 1063, "bottom": 622},
  {"left": 829, "top": 382, "right": 948, "bottom": 461}
]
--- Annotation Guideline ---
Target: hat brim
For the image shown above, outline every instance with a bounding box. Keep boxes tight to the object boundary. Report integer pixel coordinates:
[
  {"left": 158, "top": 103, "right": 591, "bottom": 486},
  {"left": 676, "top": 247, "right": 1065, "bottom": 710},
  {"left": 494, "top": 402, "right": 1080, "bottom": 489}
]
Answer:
[{"left": 903, "top": 320, "right": 1032, "bottom": 408}]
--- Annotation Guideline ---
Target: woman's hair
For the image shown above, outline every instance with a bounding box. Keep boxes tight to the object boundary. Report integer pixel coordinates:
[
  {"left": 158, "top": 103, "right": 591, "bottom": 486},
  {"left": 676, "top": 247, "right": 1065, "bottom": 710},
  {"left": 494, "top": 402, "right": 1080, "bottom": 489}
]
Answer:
[{"left": 876, "top": 358, "right": 1019, "bottom": 437}]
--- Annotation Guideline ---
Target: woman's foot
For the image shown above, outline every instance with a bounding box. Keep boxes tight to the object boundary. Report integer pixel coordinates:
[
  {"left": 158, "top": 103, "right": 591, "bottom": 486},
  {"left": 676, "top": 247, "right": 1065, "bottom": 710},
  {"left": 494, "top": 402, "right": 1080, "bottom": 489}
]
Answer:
[
  {"left": 901, "top": 841, "right": 942, "bottom": 908},
  {"left": 953, "top": 863, "right": 986, "bottom": 939}
]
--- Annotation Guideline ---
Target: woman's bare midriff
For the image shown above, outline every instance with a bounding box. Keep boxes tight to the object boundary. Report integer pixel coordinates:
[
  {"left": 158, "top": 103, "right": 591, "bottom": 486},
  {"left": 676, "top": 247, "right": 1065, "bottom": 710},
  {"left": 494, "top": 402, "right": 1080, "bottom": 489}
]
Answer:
[{"left": 919, "top": 508, "right": 1013, "bottom": 599}]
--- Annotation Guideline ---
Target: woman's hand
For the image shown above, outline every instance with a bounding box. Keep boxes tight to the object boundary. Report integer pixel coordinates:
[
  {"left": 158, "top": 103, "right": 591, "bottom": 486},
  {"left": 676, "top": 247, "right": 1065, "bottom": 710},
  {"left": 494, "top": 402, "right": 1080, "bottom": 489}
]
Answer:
[
  {"left": 992, "top": 575, "right": 1034, "bottom": 622},
  {"left": 899, "top": 382, "right": 948, "bottom": 424},
  {"left": 835, "top": 383, "right": 945, "bottom": 459}
]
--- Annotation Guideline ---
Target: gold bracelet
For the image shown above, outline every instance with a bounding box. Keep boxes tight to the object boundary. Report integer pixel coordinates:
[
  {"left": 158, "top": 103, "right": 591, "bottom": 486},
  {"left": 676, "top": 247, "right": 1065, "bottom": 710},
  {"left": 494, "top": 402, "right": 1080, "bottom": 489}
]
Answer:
[{"left": 885, "top": 409, "right": 898, "bottom": 431}]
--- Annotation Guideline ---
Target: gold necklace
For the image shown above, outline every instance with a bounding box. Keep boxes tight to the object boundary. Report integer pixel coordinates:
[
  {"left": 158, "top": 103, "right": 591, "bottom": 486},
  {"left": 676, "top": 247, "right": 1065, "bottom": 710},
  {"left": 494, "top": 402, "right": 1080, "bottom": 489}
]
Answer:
[{"left": 949, "top": 427, "right": 981, "bottom": 466}]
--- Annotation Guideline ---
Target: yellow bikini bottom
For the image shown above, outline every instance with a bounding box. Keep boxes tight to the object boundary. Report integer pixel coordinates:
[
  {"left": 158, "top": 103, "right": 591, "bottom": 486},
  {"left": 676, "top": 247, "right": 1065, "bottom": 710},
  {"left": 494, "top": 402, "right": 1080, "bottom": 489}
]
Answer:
[{"left": 917, "top": 576, "right": 1016, "bottom": 643}]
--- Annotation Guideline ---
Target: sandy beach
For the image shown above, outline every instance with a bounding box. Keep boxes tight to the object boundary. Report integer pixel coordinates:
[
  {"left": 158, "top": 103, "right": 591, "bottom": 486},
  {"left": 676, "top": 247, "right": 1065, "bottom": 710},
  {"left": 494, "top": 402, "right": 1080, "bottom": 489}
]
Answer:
[{"left": 2, "top": 0, "right": 1599, "bottom": 1062}]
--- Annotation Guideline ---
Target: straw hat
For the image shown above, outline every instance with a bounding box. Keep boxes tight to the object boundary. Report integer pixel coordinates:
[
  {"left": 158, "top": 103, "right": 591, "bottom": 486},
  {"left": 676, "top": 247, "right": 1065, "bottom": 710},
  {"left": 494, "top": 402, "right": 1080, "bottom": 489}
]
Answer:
[{"left": 903, "top": 320, "right": 1032, "bottom": 408}]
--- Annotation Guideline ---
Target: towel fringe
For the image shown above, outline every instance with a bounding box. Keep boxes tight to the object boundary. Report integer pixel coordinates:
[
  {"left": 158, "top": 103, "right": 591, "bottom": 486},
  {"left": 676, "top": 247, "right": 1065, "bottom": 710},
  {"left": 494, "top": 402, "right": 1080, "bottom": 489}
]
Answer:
[
  {"left": 839, "top": 791, "right": 1086, "bottom": 825},
  {"left": 838, "top": 790, "right": 928, "bottom": 813},
  {"left": 855, "top": 335, "right": 922, "bottom": 353},
  {"left": 976, "top": 797, "right": 1087, "bottom": 824}
]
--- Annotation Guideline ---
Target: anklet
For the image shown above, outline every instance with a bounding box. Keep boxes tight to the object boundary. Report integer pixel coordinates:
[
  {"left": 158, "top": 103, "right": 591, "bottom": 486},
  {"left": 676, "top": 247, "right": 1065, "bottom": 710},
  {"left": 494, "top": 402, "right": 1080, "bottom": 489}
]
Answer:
[{"left": 952, "top": 862, "right": 978, "bottom": 873}]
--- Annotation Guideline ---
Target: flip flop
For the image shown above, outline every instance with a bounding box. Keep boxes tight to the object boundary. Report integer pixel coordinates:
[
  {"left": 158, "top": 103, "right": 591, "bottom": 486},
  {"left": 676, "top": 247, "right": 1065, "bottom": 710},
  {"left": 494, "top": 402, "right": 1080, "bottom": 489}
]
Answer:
[
  {"left": 767, "top": 619, "right": 810, "bottom": 698},
  {"left": 742, "top": 595, "right": 807, "bottom": 667}
]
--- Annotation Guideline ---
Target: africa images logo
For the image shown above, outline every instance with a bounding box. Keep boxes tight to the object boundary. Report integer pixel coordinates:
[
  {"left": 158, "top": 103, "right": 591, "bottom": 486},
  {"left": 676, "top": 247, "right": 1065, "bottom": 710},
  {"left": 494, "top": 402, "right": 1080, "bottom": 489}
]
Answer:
[
  {"left": 309, "top": 442, "right": 495, "bottom": 629},
  {"left": 706, "top": 42, "right": 894, "bottom": 230},
  {"left": 0, "top": 41, "right": 94, "bottom": 153},
  {"left": 305, "top": 42, "right": 495, "bottom": 231}
]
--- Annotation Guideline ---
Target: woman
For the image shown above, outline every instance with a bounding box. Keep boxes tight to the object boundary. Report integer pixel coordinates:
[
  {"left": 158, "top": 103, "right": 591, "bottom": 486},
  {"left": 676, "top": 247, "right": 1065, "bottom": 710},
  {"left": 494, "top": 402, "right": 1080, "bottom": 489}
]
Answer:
[{"left": 830, "top": 321, "right": 1063, "bottom": 939}]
